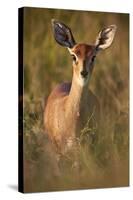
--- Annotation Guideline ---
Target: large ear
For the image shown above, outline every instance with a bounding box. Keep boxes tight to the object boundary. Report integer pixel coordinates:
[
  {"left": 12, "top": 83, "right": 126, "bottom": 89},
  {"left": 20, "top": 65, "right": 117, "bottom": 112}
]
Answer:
[
  {"left": 95, "top": 25, "right": 117, "bottom": 50},
  {"left": 51, "top": 19, "right": 76, "bottom": 48}
]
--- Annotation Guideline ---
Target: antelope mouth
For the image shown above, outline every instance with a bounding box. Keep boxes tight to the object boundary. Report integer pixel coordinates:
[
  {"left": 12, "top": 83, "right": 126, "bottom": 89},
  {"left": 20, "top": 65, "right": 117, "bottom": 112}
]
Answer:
[{"left": 80, "top": 70, "right": 88, "bottom": 78}]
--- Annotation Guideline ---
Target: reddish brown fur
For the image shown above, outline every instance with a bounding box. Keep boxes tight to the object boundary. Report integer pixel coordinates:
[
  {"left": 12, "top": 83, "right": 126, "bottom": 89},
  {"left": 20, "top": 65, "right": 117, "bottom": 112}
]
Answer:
[{"left": 73, "top": 44, "right": 95, "bottom": 59}]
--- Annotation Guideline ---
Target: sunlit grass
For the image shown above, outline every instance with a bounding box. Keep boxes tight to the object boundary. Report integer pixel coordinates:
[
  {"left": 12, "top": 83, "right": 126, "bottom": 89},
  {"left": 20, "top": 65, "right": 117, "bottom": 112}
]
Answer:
[{"left": 23, "top": 97, "right": 129, "bottom": 192}]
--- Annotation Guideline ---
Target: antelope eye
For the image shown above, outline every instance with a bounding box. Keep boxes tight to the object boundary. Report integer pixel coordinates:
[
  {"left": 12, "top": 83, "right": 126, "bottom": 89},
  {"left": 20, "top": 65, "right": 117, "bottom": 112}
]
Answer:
[
  {"left": 71, "top": 54, "right": 77, "bottom": 62},
  {"left": 92, "top": 55, "right": 96, "bottom": 62}
]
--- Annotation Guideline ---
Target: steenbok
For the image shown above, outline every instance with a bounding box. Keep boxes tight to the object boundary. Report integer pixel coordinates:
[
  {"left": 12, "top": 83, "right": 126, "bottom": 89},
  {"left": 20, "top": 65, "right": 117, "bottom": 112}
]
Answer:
[{"left": 44, "top": 19, "right": 117, "bottom": 154}]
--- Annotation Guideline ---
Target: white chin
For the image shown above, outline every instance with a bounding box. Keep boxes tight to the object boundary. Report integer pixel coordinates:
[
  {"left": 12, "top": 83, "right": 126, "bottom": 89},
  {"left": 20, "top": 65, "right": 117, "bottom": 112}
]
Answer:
[{"left": 76, "top": 75, "right": 89, "bottom": 87}]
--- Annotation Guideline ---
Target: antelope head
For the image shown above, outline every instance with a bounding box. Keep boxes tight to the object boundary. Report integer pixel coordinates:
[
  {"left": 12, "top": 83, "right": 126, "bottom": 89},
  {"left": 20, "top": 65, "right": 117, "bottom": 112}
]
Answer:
[{"left": 52, "top": 19, "right": 117, "bottom": 86}]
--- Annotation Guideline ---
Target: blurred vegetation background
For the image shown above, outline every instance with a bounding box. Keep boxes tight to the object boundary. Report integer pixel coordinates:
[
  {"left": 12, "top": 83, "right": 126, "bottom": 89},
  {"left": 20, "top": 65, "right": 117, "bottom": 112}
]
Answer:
[{"left": 23, "top": 7, "right": 129, "bottom": 192}]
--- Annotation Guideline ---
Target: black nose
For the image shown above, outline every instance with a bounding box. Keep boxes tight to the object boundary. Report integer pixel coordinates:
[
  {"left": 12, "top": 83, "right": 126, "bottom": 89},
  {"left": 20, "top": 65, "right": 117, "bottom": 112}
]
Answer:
[{"left": 81, "top": 70, "right": 88, "bottom": 78}]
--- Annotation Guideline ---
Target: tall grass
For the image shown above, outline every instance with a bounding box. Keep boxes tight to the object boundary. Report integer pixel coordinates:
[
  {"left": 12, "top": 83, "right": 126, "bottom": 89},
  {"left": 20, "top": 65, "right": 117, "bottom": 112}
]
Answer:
[{"left": 23, "top": 7, "right": 129, "bottom": 192}]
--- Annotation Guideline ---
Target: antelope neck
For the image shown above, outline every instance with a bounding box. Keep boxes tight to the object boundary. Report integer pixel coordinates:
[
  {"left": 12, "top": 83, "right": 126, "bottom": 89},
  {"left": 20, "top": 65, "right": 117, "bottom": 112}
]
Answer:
[{"left": 66, "top": 73, "right": 88, "bottom": 117}]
